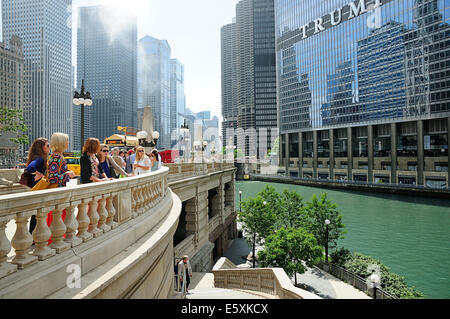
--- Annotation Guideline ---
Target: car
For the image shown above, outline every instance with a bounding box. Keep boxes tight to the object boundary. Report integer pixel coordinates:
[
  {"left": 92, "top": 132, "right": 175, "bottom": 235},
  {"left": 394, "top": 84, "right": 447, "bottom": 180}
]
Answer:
[{"left": 65, "top": 157, "right": 80, "bottom": 176}]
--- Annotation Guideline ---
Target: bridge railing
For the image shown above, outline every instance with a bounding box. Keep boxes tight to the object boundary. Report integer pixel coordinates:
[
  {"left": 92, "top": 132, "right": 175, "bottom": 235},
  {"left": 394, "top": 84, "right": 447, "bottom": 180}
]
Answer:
[
  {"left": 0, "top": 167, "right": 169, "bottom": 281},
  {"left": 166, "top": 162, "right": 235, "bottom": 181},
  {"left": 212, "top": 257, "right": 321, "bottom": 299}
]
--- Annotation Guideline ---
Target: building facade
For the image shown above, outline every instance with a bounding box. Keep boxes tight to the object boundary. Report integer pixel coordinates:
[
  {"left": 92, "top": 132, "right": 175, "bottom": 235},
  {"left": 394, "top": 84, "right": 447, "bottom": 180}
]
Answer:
[
  {"left": 169, "top": 58, "right": 186, "bottom": 147},
  {"left": 76, "top": 5, "right": 137, "bottom": 150},
  {"left": 2, "top": 0, "right": 73, "bottom": 149},
  {"left": 138, "top": 36, "right": 171, "bottom": 149},
  {"left": 221, "top": 0, "right": 278, "bottom": 157},
  {"left": 0, "top": 36, "right": 24, "bottom": 166},
  {"left": 276, "top": 0, "right": 450, "bottom": 187}
]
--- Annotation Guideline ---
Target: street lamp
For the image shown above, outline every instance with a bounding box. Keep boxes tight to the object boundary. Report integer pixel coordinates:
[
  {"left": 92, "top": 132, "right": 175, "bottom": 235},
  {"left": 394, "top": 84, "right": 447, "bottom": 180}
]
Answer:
[
  {"left": 368, "top": 272, "right": 381, "bottom": 299},
  {"left": 73, "top": 79, "right": 93, "bottom": 152},
  {"left": 325, "top": 219, "right": 330, "bottom": 263},
  {"left": 137, "top": 130, "right": 160, "bottom": 149}
]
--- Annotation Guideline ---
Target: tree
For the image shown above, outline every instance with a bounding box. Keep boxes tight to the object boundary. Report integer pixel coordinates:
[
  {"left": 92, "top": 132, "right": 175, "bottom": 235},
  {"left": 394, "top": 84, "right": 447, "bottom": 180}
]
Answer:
[
  {"left": 238, "top": 195, "right": 278, "bottom": 267},
  {"left": 258, "top": 227, "right": 323, "bottom": 285},
  {"left": 257, "top": 185, "right": 306, "bottom": 229},
  {"left": 0, "top": 107, "right": 29, "bottom": 145},
  {"left": 303, "top": 193, "right": 346, "bottom": 254}
]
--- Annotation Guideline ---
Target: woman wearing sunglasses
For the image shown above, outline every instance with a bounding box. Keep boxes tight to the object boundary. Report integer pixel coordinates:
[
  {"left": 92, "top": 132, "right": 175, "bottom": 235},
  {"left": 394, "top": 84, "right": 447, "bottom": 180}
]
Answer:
[
  {"left": 133, "top": 146, "right": 151, "bottom": 175},
  {"left": 97, "top": 144, "right": 129, "bottom": 179}
]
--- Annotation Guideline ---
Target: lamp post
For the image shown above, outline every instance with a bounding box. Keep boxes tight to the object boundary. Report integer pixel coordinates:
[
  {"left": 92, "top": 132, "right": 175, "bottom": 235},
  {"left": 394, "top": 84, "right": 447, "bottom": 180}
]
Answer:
[
  {"left": 73, "top": 80, "right": 93, "bottom": 152},
  {"left": 239, "top": 190, "right": 242, "bottom": 213},
  {"left": 325, "top": 219, "right": 330, "bottom": 263},
  {"left": 369, "top": 272, "right": 380, "bottom": 299},
  {"left": 137, "top": 130, "right": 160, "bottom": 150}
]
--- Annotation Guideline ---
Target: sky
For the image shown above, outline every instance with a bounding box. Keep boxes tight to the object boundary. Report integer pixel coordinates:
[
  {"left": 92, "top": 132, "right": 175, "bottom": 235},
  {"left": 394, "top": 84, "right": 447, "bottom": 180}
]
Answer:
[{"left": 1, "top": 0, "right": 240, "bottom": 119}]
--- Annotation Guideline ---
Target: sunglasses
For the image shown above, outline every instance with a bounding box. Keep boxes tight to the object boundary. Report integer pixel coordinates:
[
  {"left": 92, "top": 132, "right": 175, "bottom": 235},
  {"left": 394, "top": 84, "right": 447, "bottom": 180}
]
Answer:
[
  {"left": 102, "top": 150, "right": 109, "bottom": 153},
  {"left": 138, "top": 150, "right": 144, "bottom": 153}
]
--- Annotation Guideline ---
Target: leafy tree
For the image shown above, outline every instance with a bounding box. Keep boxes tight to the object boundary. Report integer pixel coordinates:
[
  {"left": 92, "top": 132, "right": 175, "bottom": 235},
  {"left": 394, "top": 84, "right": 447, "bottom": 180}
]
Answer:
[
  {"left": 303, "top": 193, "right": 346, "bottom": 252},
  {"left": 0, "top": 107, "right": 29, "bottom": 145},
  {"left": 258, "top": 227, "right": 323, "bottom": 285},
  {"left": 238, "top": 195, "right": 277, "bottom": 245}
]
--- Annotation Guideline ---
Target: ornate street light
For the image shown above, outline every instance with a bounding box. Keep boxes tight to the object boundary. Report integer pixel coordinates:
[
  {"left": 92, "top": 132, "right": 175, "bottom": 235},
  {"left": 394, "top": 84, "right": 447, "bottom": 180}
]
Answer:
[
  {"left": 137, "top": 130, "right": 160, "bottom": 149},
  {"left": 73, "top": 79, "right": 93, "bottom": 152},
  {"left": 325, "top": 219, "right": 330, "bottom": 263},
  {"left": 368, "top": 272, "right": 381, "bottom": 299}
]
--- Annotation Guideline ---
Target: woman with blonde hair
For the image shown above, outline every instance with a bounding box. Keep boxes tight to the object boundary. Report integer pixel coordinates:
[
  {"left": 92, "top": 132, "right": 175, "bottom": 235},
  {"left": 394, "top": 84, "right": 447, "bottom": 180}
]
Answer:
[
  {"left": 133, "top": 146, "right": 151, "bottom": 175},
  {"left": 47, "top": 132, "right": 74, "bottom": 187}
]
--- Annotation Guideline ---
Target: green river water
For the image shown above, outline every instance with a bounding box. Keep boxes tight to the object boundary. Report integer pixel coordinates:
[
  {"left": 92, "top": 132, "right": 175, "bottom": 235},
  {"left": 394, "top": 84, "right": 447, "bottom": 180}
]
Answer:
[{"left": 235, "top": 180, "right": 450, "bottom": 299}]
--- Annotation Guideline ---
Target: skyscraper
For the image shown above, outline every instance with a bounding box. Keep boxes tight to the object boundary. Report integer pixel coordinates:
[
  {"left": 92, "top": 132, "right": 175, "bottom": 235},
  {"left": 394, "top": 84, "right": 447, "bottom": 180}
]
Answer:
[
  {"left": 221, "top": 0, "right": 278, "bottom": 157},
  {"left": 276, "top": 0, "right": 450, "bottom": 187},
  {"left": 76, "top": 5, "right": 137, "bottom": 149},
  {"left": 138, "top": 35, "right": 171, "bottom": 149},
  {"left": 169, "top": 58, "right": 186, "bottom": 147},
  {"left": 2, "top": 0, "right": 73, "bottom": 148}
]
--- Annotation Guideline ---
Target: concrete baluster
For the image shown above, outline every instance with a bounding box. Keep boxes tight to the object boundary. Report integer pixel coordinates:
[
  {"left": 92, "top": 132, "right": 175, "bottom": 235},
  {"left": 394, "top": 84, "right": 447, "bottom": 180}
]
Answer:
[
  {"left": 0, "top": 216, "right": 17, "bottom": 278},
  {"left": 88, "top": 196, "right": 102, "bottom": 237},
  {"left": 97, "top": 196, "right": 111, "bottom": 232},
  {"left": 137, "top": 186, "right": 144, "bottom": 215},
  {"left": 32, "top": 208, "right": 56, "bottom": 260},
  {"left": 50, "top": 205, "right": 71, "bottom": 253},
  {"left": 142, "top": 184, "right": 150, "bottom": 211},
  {"left": 64, "top": 202, "right": 82, "bottom": 247},
  {"left": 76, "top": 200, "right": 93, "bottom": 242},
  {"left": 12, "top": 212, "right": 38, "bottom": 268},
  {"left": 105, "top": 193, "right": 118, "bottom": 229},
  {"left": 131, "top": 187, "right": 138, "bottom": 219}
]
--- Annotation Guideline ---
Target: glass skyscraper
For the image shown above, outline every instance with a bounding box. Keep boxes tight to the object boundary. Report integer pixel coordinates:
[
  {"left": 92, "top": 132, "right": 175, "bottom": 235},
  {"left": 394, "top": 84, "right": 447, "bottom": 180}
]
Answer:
[
  {"left": 169, "top": 58, "right": 186, "bottom": 147},
  {"left": 276, "top": 0, "right": 450, "bottom": 187},
  {"left": 76, "top": 5, "right": 137, "bottom": 149},
  {"left": 2, "top": 0, "right": 73, "bottom": 148},
  {"left": 138, "top": 35, "right": 171, "bottom": 149}
]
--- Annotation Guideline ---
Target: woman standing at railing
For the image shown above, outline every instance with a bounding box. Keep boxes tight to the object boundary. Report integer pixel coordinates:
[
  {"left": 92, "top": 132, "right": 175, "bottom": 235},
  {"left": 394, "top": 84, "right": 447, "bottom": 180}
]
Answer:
[
  {"left": 150, "top": 149, "right": 161, "bottom": 172},
  {"left": 80, "top": 138, "right": 110, "bottom": 184},
  {"left": 133, "top": 146, "right": 151, "bottom": 175},
  {"left": 97, "top": 144, "right": 129, "bottom": 179}
]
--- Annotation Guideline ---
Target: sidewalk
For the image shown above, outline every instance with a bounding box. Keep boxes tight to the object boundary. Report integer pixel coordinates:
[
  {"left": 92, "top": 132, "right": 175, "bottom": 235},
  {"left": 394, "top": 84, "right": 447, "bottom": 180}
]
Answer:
[{"left": 223, "top": 238, "right": 371, "bottom": 299}]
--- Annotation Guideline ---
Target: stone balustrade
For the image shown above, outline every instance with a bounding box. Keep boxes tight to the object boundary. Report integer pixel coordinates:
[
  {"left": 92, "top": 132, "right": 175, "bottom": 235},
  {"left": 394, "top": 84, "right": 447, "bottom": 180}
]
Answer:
[
  {"left": 0, "top": 166, "right": 183, "bottom": 298},
  {"left": 212, "top": 257, "right": 321, "bottom": 299},
  {"left": 166, "top": 162, "right": 235, "bottom": 182}
]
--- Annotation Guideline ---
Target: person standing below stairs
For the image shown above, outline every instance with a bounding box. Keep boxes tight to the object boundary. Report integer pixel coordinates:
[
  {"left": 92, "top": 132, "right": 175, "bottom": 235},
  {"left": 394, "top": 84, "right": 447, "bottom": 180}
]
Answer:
[{"left": 178, "top": 255, "right": 192, "bottom": 294}]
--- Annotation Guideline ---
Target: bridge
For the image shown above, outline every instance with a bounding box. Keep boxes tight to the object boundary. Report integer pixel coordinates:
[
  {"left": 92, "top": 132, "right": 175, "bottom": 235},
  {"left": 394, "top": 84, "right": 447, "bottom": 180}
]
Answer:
[{"left": 0, "top": 162, "right": 317, "bottom": 299}]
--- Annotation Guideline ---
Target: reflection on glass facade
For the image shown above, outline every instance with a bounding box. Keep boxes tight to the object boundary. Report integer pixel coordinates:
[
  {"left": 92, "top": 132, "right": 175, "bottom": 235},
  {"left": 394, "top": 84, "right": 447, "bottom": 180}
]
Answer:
[{"left": 276, "top": 0, "right": 450, "bottom": 133}]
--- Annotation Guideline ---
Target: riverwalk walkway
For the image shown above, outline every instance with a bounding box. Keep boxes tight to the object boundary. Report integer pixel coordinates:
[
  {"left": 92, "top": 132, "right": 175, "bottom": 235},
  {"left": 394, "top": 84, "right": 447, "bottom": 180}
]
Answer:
[{"left": 222, "top": 238, "right": 370, "bottom": 299}]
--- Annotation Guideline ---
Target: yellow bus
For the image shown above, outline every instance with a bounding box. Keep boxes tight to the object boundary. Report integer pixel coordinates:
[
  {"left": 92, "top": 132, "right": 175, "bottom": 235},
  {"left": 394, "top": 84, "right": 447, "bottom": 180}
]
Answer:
[{"left": 63, "top": 153, "right": 80, "bottom": 176}]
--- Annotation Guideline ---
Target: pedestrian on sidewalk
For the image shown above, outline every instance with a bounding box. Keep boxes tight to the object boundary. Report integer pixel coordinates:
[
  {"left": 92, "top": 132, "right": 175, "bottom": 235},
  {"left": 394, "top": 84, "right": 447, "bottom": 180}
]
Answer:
[{"left": 178, "top": 255, "right": 192, "bottom": 294}]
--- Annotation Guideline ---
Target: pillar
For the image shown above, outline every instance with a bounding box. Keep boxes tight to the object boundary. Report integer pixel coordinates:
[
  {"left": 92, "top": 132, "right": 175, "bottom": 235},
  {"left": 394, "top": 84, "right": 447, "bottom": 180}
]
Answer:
[
  {"left": 329, "top": 129, "right": 334, "bottom": 180},
  {"left": 313, "top": 130, "right": 318, "bottom": 178},
  {"left": 391, "top": 123, "right": 397, "bottom": 184},
  {"left": 368, "top": 125, "right": 373, "bottom": 183},
  {"left": 298, "top": 131, "right": 303, "bottom": 178},
  {"left": 347, "top": 127, "right": 353, "bottom": 181},
  {"left": 285, "top": 133, "right": 290, "bottom": 176},
  {"left": 417, "top": 120, "right": 424, "bottom": 186}
]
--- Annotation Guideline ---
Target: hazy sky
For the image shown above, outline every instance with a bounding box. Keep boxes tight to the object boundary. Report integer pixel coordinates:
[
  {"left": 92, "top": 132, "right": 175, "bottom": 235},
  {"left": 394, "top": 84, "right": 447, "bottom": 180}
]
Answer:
[{"left": 1, "top": 0, "right": 240, "bottom": 118}]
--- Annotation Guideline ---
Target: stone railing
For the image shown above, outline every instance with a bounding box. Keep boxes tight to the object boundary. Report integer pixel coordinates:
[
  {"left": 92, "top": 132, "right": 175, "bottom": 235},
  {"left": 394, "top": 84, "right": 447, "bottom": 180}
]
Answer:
[
  {"left": 0, "top": 166, "right": 182, "bottom": 299},
  {"left": 212, "top": 257, "right": 321, "bottom": 299},
  {"left": 166, "top": 162, "right": 235, "bottom": 182}
]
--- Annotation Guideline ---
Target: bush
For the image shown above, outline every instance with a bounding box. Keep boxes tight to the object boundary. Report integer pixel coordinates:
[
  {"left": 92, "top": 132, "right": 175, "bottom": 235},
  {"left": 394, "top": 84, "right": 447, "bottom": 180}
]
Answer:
[
  {"left": 330, "top": 247, "right": 351, "bottom": 266},
  {"left": 342, "top": 252, "right": 425, "bottom": 299}
]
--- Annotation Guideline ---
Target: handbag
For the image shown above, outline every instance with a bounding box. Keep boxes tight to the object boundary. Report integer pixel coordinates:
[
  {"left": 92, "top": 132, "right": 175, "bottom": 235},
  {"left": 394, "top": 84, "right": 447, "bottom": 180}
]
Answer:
[
  {"left": 31, "top": 175, "right": 58, "bottom": 191},
  {"left": 19, "top": 171, "right": 34, "bottom": 188}
]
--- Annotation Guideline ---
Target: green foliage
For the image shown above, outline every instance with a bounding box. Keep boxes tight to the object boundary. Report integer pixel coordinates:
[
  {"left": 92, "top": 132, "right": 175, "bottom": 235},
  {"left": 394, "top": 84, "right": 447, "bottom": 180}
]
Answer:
[
  {"left": 238, "top": 195, "right": 277, "bottom": 245},
  {"left": 258, "top": 227, "right": 323, "bottom": 276},
  {"left": 342, "top": 252, "right": 425, "bottom": 299},
  {"left": 302, "top": 193, "right": 346, "bottom": 250},
  {"left": 330, "top": 247, "right": 351, "bottom": 266},
  {"left": 0, "top": 107, "right": 29, "bottom": 145}
]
